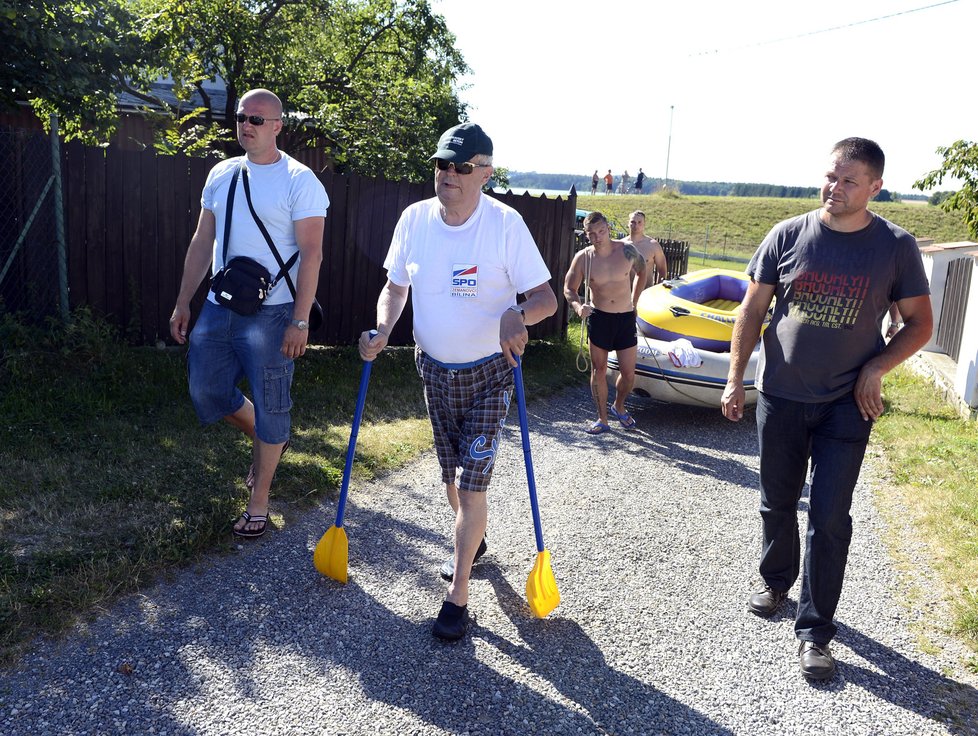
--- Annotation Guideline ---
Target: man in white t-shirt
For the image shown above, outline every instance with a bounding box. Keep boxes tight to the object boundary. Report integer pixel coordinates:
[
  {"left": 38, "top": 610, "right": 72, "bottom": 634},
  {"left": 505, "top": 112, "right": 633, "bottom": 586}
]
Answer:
[
  {"left": 359, "top": 123, "right": 558, "bottom": 640},
  {"left": 169, "top": 88, "right": 329, "bottom": 540}
]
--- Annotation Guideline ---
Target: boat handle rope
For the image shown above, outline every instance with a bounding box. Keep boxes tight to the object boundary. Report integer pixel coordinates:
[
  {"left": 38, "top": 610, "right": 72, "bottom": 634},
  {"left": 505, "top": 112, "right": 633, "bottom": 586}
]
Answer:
[{"left": 576, "top": 249, "right": 592, "bottom": 373}]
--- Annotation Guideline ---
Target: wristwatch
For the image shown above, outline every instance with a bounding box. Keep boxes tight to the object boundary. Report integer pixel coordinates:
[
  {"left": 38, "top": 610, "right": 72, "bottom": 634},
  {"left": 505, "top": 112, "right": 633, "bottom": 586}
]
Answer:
[
  {"left": 508, "top": 305, "right": 525, "bottom": 321},
  {"left": 291, "top": 319, "right": 309, "bottom": 330}
]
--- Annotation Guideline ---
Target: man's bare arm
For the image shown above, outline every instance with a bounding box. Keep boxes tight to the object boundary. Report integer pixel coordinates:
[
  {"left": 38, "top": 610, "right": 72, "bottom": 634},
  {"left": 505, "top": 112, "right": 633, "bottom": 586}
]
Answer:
[
  {"left": 623, "top": 244, "right": 646, "bottom": 306},
  {"left": 721, "top": 280, "right": 775, "bottom": 422},
  {"left": 359, "top": 279, "right": 410, "bottom": 361}
]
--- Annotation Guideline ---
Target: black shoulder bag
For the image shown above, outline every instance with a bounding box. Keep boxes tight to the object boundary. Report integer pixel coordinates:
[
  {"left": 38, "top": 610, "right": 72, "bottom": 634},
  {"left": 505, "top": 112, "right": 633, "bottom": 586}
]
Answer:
[
  {"left": 209, "top": 165, "right": 275, "bottom": 316},
  {"left": 238, "top": 164, "right": 324, "bottom": 331}
]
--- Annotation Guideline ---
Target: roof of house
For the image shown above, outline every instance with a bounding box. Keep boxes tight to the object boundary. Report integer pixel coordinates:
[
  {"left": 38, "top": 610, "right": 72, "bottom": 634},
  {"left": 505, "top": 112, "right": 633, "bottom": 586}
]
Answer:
[{"left": 116, "top": 79, "right": 230, "bottom": 118}]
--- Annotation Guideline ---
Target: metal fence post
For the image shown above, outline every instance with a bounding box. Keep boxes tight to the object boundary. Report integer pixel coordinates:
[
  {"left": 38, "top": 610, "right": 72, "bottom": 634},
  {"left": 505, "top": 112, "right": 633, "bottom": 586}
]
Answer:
[{"left": 50, "top": 114, "right": 68, "bottom": 320}]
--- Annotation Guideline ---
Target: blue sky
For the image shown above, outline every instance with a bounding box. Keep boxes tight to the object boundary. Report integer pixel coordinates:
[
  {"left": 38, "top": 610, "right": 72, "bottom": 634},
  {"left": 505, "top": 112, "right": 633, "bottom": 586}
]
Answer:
[{"left": 433, "top": 0, "right": 974, "bottom": 193}]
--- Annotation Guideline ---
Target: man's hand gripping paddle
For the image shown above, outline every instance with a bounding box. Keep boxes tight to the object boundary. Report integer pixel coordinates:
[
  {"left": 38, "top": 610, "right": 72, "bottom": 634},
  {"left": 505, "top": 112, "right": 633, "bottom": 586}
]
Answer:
[
  {"left": 512, "top": 355, "right": 561, "bottom": 618},
  {"left": 313, "top": 341, "right": 374, "bottom": 583}
]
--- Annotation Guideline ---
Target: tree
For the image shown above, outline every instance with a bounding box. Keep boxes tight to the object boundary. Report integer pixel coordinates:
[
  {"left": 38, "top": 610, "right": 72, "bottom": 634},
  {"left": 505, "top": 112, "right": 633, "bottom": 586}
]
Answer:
[
  {"left": 133, "top": 0, "right": 469, "bottom": 180},
  {"left": 4, "top": 0, "right": 469, "bottom": 180},
  {"left": 0, "top": 0, "right": 154, "bottom": 142},
  {"left": 914, "top": 140, "right": 978, "bottom": 239}
]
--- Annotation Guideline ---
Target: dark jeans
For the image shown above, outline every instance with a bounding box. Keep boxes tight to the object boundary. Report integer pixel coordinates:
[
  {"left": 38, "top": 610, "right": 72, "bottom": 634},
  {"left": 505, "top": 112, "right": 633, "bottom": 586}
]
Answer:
[{"left": 756, "top": 391, "right": 873, "bottom": 644}]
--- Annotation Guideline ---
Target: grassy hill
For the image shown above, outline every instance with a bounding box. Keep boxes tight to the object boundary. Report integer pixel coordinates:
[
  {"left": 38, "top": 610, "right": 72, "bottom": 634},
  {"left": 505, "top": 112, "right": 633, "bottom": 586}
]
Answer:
[{"left": 576, "top": 193, "right": 973, "bottom": 259}]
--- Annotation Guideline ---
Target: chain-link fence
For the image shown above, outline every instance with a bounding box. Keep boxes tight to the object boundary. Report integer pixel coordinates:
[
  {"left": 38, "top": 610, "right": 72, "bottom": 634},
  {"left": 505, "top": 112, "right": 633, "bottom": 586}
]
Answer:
[{"left": 0, "top": 123, "right": 67, "bottom": 323}]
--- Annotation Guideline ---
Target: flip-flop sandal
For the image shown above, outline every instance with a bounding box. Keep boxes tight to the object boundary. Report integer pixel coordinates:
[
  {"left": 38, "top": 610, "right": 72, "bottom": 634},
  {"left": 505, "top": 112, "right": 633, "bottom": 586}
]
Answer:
[
  {"left": 245, "top": 438, "right": 291, "bottom": 489},
  {"left": 584, "top": 421, "right": 611, "bottom": 435},
  {"left": 233, "top": 510, "right": 268, "bottom": 538},
  {"left": 609, "top": 406, "right": 637, "bottom": 430}
]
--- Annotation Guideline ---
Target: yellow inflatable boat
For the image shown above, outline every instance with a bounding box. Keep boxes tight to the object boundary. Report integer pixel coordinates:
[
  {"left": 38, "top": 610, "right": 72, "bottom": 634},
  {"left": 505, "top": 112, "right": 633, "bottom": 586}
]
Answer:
[
  {"left": 608, "top": 268, "right": 767, "bottom": 407},
  {"left": 636, "top": 268, "right": 767, "bottom": 352}
]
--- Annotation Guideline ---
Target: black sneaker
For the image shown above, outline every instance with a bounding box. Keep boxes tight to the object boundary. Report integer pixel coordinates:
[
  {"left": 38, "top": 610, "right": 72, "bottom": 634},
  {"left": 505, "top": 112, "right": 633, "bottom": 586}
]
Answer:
[
  {"left": 439, "top": 535, "right": 488, "bottom": 582},
  {"left": 798, "top": 640, "right": 836, "bottom": 680},
  {"left": 747, "top": 585, "right": 787, "bottom": 617},
  {"left": 432, "top": 601, "right": 469, "bottom": 641}
]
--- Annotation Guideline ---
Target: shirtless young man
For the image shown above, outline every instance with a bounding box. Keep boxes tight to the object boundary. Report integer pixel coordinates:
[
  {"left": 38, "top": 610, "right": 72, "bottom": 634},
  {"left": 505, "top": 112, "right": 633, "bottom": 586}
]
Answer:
[
  {"left": 624, "top": 210, "right": 667, "bottom": 288},
  {"left": 564, "top": 211, "right": 646, "bottom": 434}
]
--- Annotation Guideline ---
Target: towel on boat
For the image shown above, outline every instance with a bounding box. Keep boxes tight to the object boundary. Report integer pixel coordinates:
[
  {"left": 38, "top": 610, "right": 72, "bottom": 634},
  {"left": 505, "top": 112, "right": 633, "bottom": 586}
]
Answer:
[{"left": 667, "top": 338, "right": 702, "bottom": 368}]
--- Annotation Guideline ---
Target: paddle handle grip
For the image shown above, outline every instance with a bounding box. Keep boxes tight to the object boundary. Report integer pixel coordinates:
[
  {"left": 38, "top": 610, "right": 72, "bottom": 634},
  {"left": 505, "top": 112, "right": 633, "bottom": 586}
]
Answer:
[
  {"left": 335, "top": 333, "right": 376, "bottom": 528},
  {"left": 513, "top": 356, "right": 546, "bottom": 553}
]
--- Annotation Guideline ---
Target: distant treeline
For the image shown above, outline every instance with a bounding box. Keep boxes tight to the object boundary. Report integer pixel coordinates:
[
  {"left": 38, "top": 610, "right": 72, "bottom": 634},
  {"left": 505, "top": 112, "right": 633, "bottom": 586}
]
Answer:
[{"left": 508, "top": 171, "right": 925, "bottom": 201}]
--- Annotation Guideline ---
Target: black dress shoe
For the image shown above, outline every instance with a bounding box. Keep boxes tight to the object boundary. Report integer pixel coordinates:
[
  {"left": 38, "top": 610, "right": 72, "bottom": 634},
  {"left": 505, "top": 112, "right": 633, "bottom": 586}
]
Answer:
[
  {"left": 439, "top": 536, "right": 488, "bottom": 582},
  {"left": 799, "top": 640, "right": 836, "bottom": 680},
  {"left": 747, "top": 585, "right": 787, "bottom": 617},
  {"left": 432, "top": 601, "right": 469, "bottom": 641}
]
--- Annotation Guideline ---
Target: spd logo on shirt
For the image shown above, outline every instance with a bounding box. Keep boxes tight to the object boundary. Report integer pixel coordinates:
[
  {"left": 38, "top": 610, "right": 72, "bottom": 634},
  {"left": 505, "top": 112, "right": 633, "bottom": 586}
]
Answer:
[{"left": 451, "top": 264, "right": 478, "bottom": 298}]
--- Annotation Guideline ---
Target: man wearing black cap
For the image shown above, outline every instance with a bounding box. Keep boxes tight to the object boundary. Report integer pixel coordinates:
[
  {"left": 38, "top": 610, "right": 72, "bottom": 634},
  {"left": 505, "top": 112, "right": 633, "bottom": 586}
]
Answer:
[{"left": 358, "top": 123, "right": 558, "bottom": 640}]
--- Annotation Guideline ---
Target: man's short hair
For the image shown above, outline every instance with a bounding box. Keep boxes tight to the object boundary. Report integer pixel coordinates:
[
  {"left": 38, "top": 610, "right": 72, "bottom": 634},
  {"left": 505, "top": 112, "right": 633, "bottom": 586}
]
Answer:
[
  {"left": 831, "top": 137, "right": 885, "bottom": 179},
  {"left": 583, "top": 211, "right": 607, "bottom": 229},
  {"left": 630, "top": 211, "right": 646, "bottom": 220}
]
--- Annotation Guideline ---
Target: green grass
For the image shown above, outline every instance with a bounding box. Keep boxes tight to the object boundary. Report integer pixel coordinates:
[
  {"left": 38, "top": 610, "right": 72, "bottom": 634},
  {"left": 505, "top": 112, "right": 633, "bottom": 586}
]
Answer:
[
  {"left": 577, "top": 192, "right": 973, "bottom": 260},
  {"left": 875, "top": 366, "right": 978, "bottom": 667},
  {"left": 0, "top": 309, "right": 579, "bottom": 662},
  {"left": 2, "top": 309, "right": 976, "bottom": 673}
]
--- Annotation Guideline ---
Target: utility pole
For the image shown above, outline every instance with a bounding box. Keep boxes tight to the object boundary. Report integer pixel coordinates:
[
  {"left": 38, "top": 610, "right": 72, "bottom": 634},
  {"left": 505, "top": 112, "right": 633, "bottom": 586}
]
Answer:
[{"left": 664, "top": 105, "right": 674, "bottom": 191}]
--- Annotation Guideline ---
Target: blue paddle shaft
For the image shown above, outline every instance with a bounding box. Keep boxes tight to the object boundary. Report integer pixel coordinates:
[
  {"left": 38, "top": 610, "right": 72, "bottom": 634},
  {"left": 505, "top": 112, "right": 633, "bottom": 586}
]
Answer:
[
  {"left": 513, "top": 356, "right": 546, "bottom": 553},
  {"left": 335, "top": 332, "right": 376, "bottom": 528}
]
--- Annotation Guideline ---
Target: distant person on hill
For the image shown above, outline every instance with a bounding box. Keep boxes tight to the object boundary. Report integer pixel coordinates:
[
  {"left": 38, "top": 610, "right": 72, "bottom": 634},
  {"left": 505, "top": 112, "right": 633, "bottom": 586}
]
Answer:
[
  {"left": 591, "top": 170, "right": 599, "bottom": 196},
  {"left": 624, "top": 210, "right": 667, "bottom": 287},
  {"left": 721, "top": 137, "right": 933, "bottom": 681},
  {"left": 634, "top": 168, "right": 646, "bottom": 193},
  {"left": 604, "top": 169, "right": 614, "bottom": 194},
  {"left": 563, "top": 211, "right": 646, "bottom": 434},
  {"left": 620, "top": 170, "right": 631, "bottom": 194},
  {"left": 358, "top": 122, "right": 558, "bottom": 642}
]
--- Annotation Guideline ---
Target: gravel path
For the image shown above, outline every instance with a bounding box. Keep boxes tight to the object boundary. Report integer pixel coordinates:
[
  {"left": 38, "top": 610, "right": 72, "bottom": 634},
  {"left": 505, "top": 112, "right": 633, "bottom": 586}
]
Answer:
[{"left": 3, "top": 385, "right": 977, "bottom": 735}]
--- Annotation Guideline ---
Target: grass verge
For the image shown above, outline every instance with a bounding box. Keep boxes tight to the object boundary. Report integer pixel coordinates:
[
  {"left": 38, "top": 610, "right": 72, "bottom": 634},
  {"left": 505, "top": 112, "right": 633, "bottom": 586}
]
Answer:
[
  {"left": 875, "top": 365, "right": 978, "bottom": 671},
  {"left": 0, "top": 309, "right": 581, "bottom": 663}
]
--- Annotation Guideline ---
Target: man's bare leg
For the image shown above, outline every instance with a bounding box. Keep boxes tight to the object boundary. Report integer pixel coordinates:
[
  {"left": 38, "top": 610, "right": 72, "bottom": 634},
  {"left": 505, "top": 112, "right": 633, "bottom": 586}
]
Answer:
[
  {"left": 233, "top": 437, "right": 286, "bottom": 534},
  {"left": 446, "top": 488, "right": 488, "bottom": 607},
  {"left": 613, "top": 345, "right": 637, "bottom": 415},
  {"left": 589, "top": 343, "right": 611, "bottom": 425},
  {"left": 446, "top": 481, "right": 459, "bottom": 514},
  {"left": 224, "top": 399, "right": 256, "bottom": 438}
]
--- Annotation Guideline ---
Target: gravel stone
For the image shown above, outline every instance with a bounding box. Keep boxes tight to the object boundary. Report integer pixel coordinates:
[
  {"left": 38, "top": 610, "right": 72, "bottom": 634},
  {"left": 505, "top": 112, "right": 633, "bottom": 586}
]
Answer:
[{"left": 1, "top": 385, "right": 976, "bottom": 735}]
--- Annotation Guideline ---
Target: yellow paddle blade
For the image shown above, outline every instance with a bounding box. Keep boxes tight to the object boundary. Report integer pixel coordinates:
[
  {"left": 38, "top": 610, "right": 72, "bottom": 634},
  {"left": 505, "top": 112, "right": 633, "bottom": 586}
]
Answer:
[
  {"left": 313, "top": 525, "right": 348, "bottom": 584},
  {"left": 526, "top": 549, "right": 560, "bottom": 618}
]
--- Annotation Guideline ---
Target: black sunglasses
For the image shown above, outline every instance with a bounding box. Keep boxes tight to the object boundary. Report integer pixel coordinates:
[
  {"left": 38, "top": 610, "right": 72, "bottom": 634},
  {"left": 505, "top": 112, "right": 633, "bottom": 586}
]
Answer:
[
  {"left": 235, "top": 113, "right": 280, "bottom": 126},
  {"left": 434, "top": 159, "right": 490, "bottom": 175}
]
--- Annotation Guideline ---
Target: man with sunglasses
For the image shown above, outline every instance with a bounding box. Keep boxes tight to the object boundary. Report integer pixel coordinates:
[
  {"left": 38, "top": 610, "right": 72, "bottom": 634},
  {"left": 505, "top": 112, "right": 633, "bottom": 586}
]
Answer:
[
  {"left": 169, "top": 88, "right": 329, "bottom": 539},
  {"left": 358, "top": 122, "right": 557, "bottom": 641}
]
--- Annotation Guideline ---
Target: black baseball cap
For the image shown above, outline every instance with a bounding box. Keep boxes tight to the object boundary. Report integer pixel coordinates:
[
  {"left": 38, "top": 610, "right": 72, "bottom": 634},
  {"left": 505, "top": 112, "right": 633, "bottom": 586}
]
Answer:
[{"left": 429, "top": 122, "right": 493, "bottom": 162}]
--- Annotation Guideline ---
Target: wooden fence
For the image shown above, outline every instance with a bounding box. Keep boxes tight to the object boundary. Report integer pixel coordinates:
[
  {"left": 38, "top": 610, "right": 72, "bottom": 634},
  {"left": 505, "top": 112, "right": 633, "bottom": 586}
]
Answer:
[{"left": 54, "top": 142, "right": 577, "bottom": 346}]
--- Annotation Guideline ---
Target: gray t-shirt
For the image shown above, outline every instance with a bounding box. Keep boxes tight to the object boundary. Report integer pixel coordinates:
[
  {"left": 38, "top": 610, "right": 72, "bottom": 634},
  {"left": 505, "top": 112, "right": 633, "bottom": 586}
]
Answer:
[{"left": 748, "top": 210, "right": 930, "bottom": 402}]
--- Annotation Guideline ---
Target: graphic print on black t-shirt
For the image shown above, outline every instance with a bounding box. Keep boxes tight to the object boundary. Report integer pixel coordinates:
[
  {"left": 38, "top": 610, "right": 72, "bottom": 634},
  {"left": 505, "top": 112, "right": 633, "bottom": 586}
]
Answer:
[{"left": 787, "top": 270, "right": 870, "bottom": 331}]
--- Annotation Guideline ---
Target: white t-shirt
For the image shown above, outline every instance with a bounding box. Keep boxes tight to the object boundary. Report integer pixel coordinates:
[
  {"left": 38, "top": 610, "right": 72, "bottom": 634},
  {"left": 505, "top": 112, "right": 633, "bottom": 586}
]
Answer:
[
  {"left": 202, "top": 153, "right": 329, "bottom": 306},
  {"left": 385, "top": 194, "right": 552, "bottom": 364}
]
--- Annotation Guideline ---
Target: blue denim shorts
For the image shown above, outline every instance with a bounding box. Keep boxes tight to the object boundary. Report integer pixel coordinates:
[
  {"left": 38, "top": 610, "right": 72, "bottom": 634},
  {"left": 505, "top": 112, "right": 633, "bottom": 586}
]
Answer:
[{"left": 187, "top": 300, "right": 294, "bottom": 444}]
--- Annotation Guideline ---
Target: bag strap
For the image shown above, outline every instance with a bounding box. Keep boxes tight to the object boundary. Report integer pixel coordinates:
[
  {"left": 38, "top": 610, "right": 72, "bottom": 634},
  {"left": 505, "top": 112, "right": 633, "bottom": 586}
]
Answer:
[
  {"left": 219, "top": 165, "right": 241, "bottom": 271},
  {"left": 239, "top": 162, "right": 300, "bottom": 298}
]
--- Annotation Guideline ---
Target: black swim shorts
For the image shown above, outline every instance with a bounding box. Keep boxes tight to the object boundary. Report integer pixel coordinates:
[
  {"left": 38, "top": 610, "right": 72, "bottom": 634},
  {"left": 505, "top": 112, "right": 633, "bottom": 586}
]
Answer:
[{"left": 586, "top": 308, "right": 638, "bottom": 351}]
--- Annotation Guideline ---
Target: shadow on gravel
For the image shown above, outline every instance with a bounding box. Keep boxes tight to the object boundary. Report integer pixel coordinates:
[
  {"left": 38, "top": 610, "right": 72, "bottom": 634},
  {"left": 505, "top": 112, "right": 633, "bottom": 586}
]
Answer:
[
  {"left": 288, "top": 505, "right": 731, "bottom": 735},
  {"left": 834, "top": 624, "right": 978, "bottom": 735},
  {"left": 476, "top": 569, "right": 735, "bottom": 735},
  {"left": 523, "top": 390, "right": 761, "bottom": 491}
]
